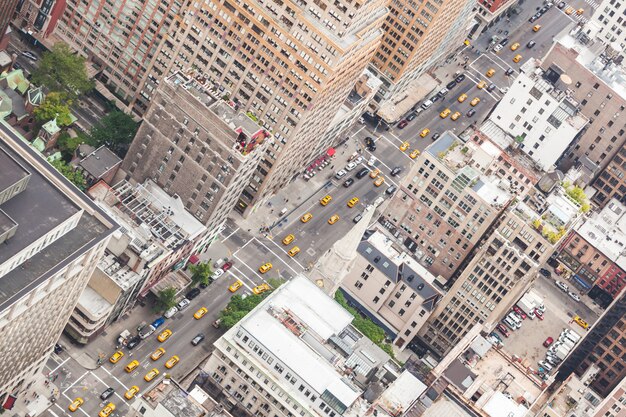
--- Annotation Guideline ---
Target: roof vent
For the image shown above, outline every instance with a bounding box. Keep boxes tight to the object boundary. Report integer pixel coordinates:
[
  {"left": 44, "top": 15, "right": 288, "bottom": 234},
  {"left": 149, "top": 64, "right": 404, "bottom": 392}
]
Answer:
[
  {"left": 407, "top": 275, "right": 414, "bottom": 282},
  {"left": 417, "top": 283, "right": 424, "bottom": 291},
  {"left": 374, "top": 256, "right": 381, "bottom": 263}
]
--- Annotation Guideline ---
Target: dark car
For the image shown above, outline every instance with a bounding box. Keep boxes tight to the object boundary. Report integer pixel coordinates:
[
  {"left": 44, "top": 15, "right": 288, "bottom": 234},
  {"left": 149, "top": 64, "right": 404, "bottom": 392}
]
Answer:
[
  {"left": 430, "top": 95, "right": 440, "bottom": 103},
  {"left": 353, "top": 214, "right": 363, "bottom": 223},
  {"left": 397, "top": 120, "right": 409, "bottom": 129},
  {"left": 446, "top": 80, "right": 457, "bottom": 89},
  {"left": 527, "top": 40, "right": 536, "bottom": 48},
  {"left": 540, "top": 6, "right": 548, "bottom": 13},
  {"left": 343, "top": 178, "right": 355, "bottom": 187},
  {"left": 199, "top": 282, "right": 209, "bottom": 289},
  {"left": 539, "top": 268, "right": 551, "bottom": 278},
  {"left": 222, "top": 261, "right": 233, "bottom": 271},
  {"left": 529, "top": 14, "right": 539, "bottom": 22},
  {"left": 487, "top": 84, "right": 497, "bottom": 92},
  {"left": 390, "top": 167, "right": 402, "bottom": 176},
  {"left": 126, "top": 336, "right": 141, "bottom": 350},
  {"left": 431, "top": 133, "right": 441, "bottom": 141},
  {"left": 455, "top": 74, "right": 466, "bottom": 83},
  {"left": 466, "top": 109, "right": 476, "bottom": 117},
  {"left": 367, "top": 144, "right": 377, "bottom": 152},
  {"left": 385, "top": 185, "right": 397, "bottom": 195},
  {"left": 192, "top": 333, "right": 205, "bottom": 346},
  {"left": 100, "top": 388, "right": 115, "bottom": 401},
  {"left": 356, "top": 168, "right": 370, "bottom": 179},
  {"left": 505, "top": 68, "right": 514, "bottom": 76},
  {"left": 21, "top": 51, "right": 38, "bottom": 61},
  {"left": 499, "top": 38, "right": 509, "bottom": 46},
  {"left": 406, "top": 112, "right": 417, "bottom": 121},
  {"left": 54, "top": 343, "right": 63, "bottom": 354},
  {"left": 186, "top": 287, "right": 201, "bottom": 300}
]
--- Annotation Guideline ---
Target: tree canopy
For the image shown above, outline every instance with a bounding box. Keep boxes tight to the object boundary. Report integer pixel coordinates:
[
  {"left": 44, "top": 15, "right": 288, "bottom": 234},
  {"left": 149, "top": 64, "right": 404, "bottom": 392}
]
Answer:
[
  {"left": 219, "top": 293, "right": 267, "bottom": 329},
  {"left": 89, "top": 111, "right": 138, "bottom": 156},
  {"left": 34, "top": 92, "right": 73, "bottom": 126},
  {"left": 31, "top": 43, "right": 93, "bottom": 98},
  {"left": 56, "top": 131, "right": 93, "bottom": 160},
  {"left": 50, "top": 159, "right": 86, "bottom": 190},
  {"left": 189, "top": 262, "right": 213, "bottom": 287},
  {"left": 154, "top": 287, "right": 178, "bottom": 313}
]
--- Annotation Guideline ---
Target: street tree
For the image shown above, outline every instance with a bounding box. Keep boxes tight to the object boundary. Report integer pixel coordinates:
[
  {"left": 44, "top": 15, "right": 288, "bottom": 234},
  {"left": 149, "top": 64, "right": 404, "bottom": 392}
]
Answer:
[
  {"left": 89, "top": 111, "right": 138, "bottom": 156},
  {"left": 50, "top": 159, "right": 86, "bottom": 190},
  {"left": 31, "top": 43, "right": 94, "bottom": 98},
  {"left": 33, "top": 92, "right": 73, "bottom": 126},
  {"left": 189, "top": 262, "right": 213, "bottom": 287},
  {"left": 154, "top": 287, "right": 178, "bottom": 313}
]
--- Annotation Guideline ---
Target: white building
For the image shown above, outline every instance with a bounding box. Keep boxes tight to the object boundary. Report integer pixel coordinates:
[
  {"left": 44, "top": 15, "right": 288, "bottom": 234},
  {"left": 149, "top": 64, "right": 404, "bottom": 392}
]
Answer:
[
  {"left": 588, "top": 0, "right": 626, "bottom": 60},
  {"left": 203, "top": 276, "right": 426, "bottom": 417},
  {"left": 486, "top": 59, "right": 588, "bottom": 171}
]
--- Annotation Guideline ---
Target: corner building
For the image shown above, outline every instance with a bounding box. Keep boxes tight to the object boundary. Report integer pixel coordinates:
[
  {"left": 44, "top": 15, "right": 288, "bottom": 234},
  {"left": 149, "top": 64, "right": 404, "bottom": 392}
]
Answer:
[{"left": 143, "top": 0, "right": 387, "bottom": 213}]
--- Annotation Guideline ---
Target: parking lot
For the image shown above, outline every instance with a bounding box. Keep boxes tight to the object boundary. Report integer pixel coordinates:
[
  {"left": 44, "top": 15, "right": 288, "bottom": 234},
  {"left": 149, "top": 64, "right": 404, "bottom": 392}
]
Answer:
[{"left": 496, "top": 272, "right": 597, "bottom": 370}]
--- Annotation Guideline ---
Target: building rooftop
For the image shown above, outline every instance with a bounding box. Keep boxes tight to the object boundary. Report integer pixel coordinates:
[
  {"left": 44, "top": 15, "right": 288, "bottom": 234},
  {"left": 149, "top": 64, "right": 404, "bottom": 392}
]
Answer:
[
  {"left": 97, "top": 252, "right": 143, "bottom": 291},
  {"left": 76, "top": 285, "right": 112, "bottom": 317},
  {"left": 138, "top": 378, "right": 217, "bottom": 417},
  {"left": 576, "top": 199, "right": 626, "bottom": 270},
  {"left": 357, "top": 230, "right": 442, "bottom": 311},
  {"left": 0, "top": 122, "right": 116, "bottom": 312},
  {"left": 78, "top": 146, "right": 122, "bottom": 179}
]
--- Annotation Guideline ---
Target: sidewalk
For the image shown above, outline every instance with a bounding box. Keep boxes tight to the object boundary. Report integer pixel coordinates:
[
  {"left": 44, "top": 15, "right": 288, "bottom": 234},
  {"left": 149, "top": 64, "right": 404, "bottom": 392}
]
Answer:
[
  {"left": 232, "top": 133, "right": 365, "bottom": 234},
  {"left": 10, "top": 372, "right": 60, "bottom": 417}
]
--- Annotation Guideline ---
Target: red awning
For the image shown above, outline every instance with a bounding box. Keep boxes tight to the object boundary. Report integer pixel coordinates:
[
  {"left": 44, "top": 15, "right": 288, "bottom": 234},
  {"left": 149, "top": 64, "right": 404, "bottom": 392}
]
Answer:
[
  {"left": 3, "top": 395, "right": 16, "bottom": 410},
  {"left": 188, "top": 255, "right": 200, "bottom": 265},
  {"left": 326, "top": 148, "right": 336, "bottom": 157}
]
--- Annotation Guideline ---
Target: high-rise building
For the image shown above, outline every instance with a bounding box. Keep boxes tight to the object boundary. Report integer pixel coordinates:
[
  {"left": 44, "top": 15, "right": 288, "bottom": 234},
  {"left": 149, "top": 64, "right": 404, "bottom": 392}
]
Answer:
[
  {"left": 380, "top": 131, "right": 537, "bottom": 281},
  {"left": 593, "top": 145, "right": 626, "bottom": 208},
  {"left": 368, "top": 0, "right": 476, "bottom": 106},
  {"left": 417, "top": 194, "right": 580, "bottom": 358},
  {"left": 540, "top": 29, "right": 626, "bottom": 174},
  {"left": 13, "top": 0, "right": 66, "bottom": 39},
  {"left": 470, "top": 0, "right": 516, "bottom": 39},
  {"left": 0, "top": 0, "right": 19, "bottom": 50},
  {"left": 121, "top": 70, "right": 269, "bottom": 238},
  {"left": 588, "top": 0, "right": 626, "bottom": 61},
  {"left": 0, "top": 124, "right": 115, "bottom": 406}
]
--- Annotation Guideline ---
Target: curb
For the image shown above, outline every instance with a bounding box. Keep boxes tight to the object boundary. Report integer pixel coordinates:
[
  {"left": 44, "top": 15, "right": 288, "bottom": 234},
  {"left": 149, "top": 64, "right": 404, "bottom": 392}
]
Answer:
[{"left": 269, "top": 180, "right": 332, "bottom": 230}]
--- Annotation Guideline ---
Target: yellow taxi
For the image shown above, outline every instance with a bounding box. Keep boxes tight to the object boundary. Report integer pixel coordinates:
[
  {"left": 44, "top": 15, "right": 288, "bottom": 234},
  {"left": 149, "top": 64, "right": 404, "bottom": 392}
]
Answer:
[
  {"left": 451, "top": 111, "right": 461, "bottom": 121},
  {"left": 287, "top": 246, "right": 300, "bottom": 257},
  {"left": 470, "top": 97, "right": 481, "bottom": 106},
  {"left": 300, "top": 213, "right": 313, "bottom": 223},
  {"left": 486, "top": 68, "right": 496, "bottom": 77},
  {"left": 328, "top": 214, "right": 340, "bottom": 225},
  {"left": 347, "top": 197, "right": 359, "bottom": 208},
  {"left": 457, "top": 93, "right": 468, "bottom": 103},
  {"left": 151, "top": 347, "right": 166, "bottom": 361},
  {"left": 68, "top": 398, "right": 84, "bottom": 412},
  {"left": 439, "top": 108, "right": 451, "bottom": 118},
  {"left": 533, "top": 24, "right": 541, "bottom": 32},
  {"left": 409, "top": 149, "right": 420, "bottom": 159},
  {"left": 157, "top": 329, "right": 172, "bottom": 342},
  {"left": 165, "top": 355, "right": 180, "bottom": 369},
  {"left": 369, "top": 168, "right": 380, "bottom": 178},
  {"left": 144, "top": 368, "right": 159, "bottom": 382},
  {"left": 374, "top": 176, "right": 385, "bottom": 187},
  {"left": 399, "top": 141, "right": 409, "bottom": 151},
  {"left": 259, "top": 263, "right": 272, "bottom": 273},
  {"left": 229, "top": 280, "right": 243, "bottom": 292},
  {"left": 194, "top": 307, "right": 208, "bottom": 320},
  {"left": 125, "top": 360, "right": 140, "bottom": 373},
  {"left": 99, "top": 403, "right": 115, "bottom": 417},
  {"left": 125, "top": 386, "right": 140, "bottom": 400},
  {"left": 477, "top": 80, "right": 487, "bottom": 89},
  {"left": 510, "top": 42, "right": 520, "bottom": 51},
  {"left": 282, "top": 234, "right": 295, "bottom": 245},
  {"left": 576, "top": 8, "right": 584, "bottom": 14},
  {"left": 109, "top": 351, "right": 124, "bottom": 364},
  {"left": 419, "top": 128, "right": 430, "bottom": 138},
  {"left": 573, "top": 315, "right": 589, "bottom": 329},
  {"left": 320, "top": 195, "right": 332, "bottom": 206},
  {"left": 253, "top": 283, "right": 271, "bottom": 294},
  {"left": 565, "top": 6, "right": 574, "bottom": 14},
  {"left": 513, "top": 54, "right": 522, "bottom": 63}
]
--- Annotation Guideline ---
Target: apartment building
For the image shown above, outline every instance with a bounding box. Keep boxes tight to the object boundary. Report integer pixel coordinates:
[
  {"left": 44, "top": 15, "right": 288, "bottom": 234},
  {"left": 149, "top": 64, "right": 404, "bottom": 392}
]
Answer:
[
  {"left": 0, "top": 124, "right": 115, "bottom": 406},
  {"left": 556, "top": 198, "right": 626, "bottom": 306},
  {"left": 202, "top": 276, "right": 428, "bottom": 417},
  {"left": 418, "top": 194, "right": 580, "bottom": 358},
  {"left": 13, "top": 0, "right": 66, "bottom": 39},
  {"left": 487, "top": 58, "right": 589, "bottom": 172},
  {"left": 594, "top": 145, "right": 626, "bottom": 208},
  {"left": 64, "top": 179, "right": 206, "bottom": 343},
  {"left": 121, "top": 70, "right": 269, "bottom": 237},
  {"left": 381, "top": 131, "right": 537, "bottom": 281},
  {"left": 339, "top": 229, "right": 443, "bottom": 351},
  {"left": 541, "top": 29, "right": 626, "bottom": 174},
  {"left": 471, "top": 0, "right": 516, "bottom": 38},
  {"left": 369, "top": 0, "right": 476, "bottom": 106},
  {"left": 589, "top": 0, "right": 626, "bottom": 60},
  {"left": 0, "top": 0, "right": 18, "bottom": 50}
]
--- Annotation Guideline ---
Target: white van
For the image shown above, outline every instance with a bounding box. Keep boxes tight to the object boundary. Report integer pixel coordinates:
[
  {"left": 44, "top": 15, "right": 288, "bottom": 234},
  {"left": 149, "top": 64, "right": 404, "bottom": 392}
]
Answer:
[
  {"left": 503, "top": 317, "right": 517, "bottom": 330},
  {"left": 562, "top": 329, "right": 581, "bottom": 342},
  {"left": 421, "top": 100, "right": 433, "bottom": 110},
  {"left": 507, "top": 312, "right": 522, "bottom": 329}
]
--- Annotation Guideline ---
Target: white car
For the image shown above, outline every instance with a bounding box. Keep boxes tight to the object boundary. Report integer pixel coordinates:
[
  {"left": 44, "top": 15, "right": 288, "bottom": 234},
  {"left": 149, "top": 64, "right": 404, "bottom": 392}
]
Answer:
[
  {"left": 334, "top": 170, "right": 347, "bottom": 179},
  {"left": 177, "top": 298, "right": 191, "bottom": 311},
  {"left": 163, "top": 306, "right": 178, "bottom": 319},
  {"left": 555, "top": 280, "right": 569, "bottom": 292},
  {"left": 493, "top": 44, "right": 503, "bottom": 52},
  {"left": 353, "top": 156, "right": 364, "bottom": 165},
  {"left": 211, "top": 268, "right": 224, "bottom": 279},
  {"left": 345, "top": 162, "right": 358, "bottom": 171},
  {"left": 568, "top": 291, "right": 581, "bottom": 302},
  {"left": 367, "top": 156, "right": 377, "bottom": 167}
]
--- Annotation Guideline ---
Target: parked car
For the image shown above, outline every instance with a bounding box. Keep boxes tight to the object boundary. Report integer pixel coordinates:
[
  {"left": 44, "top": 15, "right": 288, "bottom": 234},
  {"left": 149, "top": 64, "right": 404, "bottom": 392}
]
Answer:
[
  {"left": 385, "top": 185, "right": 397, "bottom": 195},
  {"left": 21, "top": 51, "right": 38, "bottom": 61},
  {"left": 211, "top": 268, "right": 224, "bottom": 279},
  {"left": 543, "top": 337, "right": 554, "bottom": 347},
  {"left": 539, "top": 268, "right": 551, "bottom": 278},
  {"left": 535, "top": 309, "right": 544, "bottom": 320},
  {"left": 126, "top": 336, "right": 141, "bottom": 350},
  {"left": 568, "top": 291, "right": 581, "bottom": 302},
  {"left": 505, "top": 68, "right": 514, "bottom": 76},
  {"left": 353, "top": 213, "right": 363, "bottom": 223},
  {"left": 406, "top": 112, "right": 418, "bottom": 121},
  {"left": 186, "top": 288, "right": 201, "bottom": 300},
  {"left": 493, "top": 44, "right": 503, "bottom": 52},
  {"left": 446, "top": 80, "right": 457, "bottom": 89},
  {"left": 177, "top": 298, "right": 191, "bottom": 311},
  {"left": 496, "top": 323, "right": 510, "bottom": 337},
  {"left": 397, "top": 120, "right": 409, "bottom": 129},
  {"left": 538, "top": 360, "right": 553, "bottom": 372},
  {"left": 455, "top": 74, "right": 466, "bottom": 83},
  {"left": 513, "top": 306, "right": 527, "bottom": 319},
  {"left": 335, "top": 170, "right": 347, "bottom": 179},
  {"left": 343, "top": 178, "right": 355, "bottom": 187},
  {"left": 345, "top": 161, "right": 358, "bottom": 171},
  {"left": 555, "top": 280, "right": 569, "bottom": 292},
  {"left": 222, "top": 261, "right": 233, "bottom": 271},
  {"left": 431, "top": 132, "right": 441, "bottom": 141}
]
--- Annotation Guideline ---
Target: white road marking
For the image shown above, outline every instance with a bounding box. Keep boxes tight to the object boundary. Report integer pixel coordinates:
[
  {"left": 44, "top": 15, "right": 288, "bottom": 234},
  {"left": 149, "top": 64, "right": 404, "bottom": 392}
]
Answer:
[
  {"left": 91, "top": 368, "right": 127, "bottom": 402},
  {"left": 62, "top": 370, "right": 89, "bottom": 395},
  {"left": 49, "top": 357, "right": 70, "bottom": 375},
  {"left": 228, "top": 265, "right": 257, "bottom": 290},
  {"left": 254, "top": 239, "right": 302, "bottom": 275},
  {"left": 231, "top": 259, "right": 268, "bottom": 285},
  {"left": 233, "top": 237, "right": 255, "bottom": 256},
  {"left": 221, "top": 226, "right": 240, "bottom": 242},
  {"left": 265, "top": 238, "right": 306, "bottom": 270}
]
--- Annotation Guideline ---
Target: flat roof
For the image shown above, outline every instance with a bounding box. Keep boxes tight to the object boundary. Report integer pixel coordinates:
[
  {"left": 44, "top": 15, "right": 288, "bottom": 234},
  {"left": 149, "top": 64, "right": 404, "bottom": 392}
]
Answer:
[
  {"left": 78, "top": 146, "right": 121, "bottom": 178},
  {"left": 0, "top": 146, "right": 29, "bottom": 195},
  {"left": 576, "top": 199, "right": 626, "bottom": 269},
  {"left": 0, "top": 122, "right": 115, "bottom": 312},
  {"left": 77, "top": 285, "right": 112, "bottom": 316}
]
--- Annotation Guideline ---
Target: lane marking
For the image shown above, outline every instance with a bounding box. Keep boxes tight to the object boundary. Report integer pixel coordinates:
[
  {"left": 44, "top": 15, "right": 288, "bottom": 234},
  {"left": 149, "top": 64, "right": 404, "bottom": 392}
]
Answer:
[
  {"left": 228, "top": 264, "right": 257, "bottom": 290},
  {"left": 233, "top": 237, "right": 255, "bottom": 256},
  {"left": 90, "top": 368, "right": 127, "bottom": 402},
  {"left": 261, "top": 238, "right": 306, "bottom": 272},
  {"left": 49, "top": 357, "right": 70, "bottom": 375},
  {"left": 62, "top": 370, "right": 89, "bottom": 394},
  {"left": 221, "top": 226, "right": 240, "bottom": 241}
]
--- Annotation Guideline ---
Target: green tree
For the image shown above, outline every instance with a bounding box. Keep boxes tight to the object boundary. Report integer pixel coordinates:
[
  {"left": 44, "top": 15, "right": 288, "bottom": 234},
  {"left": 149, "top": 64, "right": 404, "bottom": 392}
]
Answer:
[
  {"left": 189, "top": 262, "right": 213, "bottom": 287},
  {"left": 89, "top": 111, "right": 138, "bottom": 156},
  {"left": 34, "top": 92, "right": 73, "bottom": 126},
  {"left": 219, "top": 293, "right": 268, "bottom": 329},
  {"left": 57, "top": 131, "right": 93, "bottom": 159},
  {"left": 31, "top": 43, "right": 94, "bottom": 98},
  {"left": 50, "top": 159, "right": 87, "bottom": 190},
  {"left": 154, "top": 287, "right": 178, "bottom": 313}
]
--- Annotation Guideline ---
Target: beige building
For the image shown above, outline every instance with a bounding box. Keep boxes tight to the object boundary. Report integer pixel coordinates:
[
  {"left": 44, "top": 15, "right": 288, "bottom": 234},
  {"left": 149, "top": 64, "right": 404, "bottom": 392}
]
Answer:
[
  {"left": 121, "top": 70, "right": 270, "bottom": 234},
  {"left": 0, "top": 124, "right": 115, "bottom": 405},
  {"left": 381, "top": 131, "right": 538, "bottom": 281},
  {"left": 417, "top": 194, "right": 581, "bottom": 358},
  {"left": 340, "top": 229, "right": 443, "bottom": 350}
]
